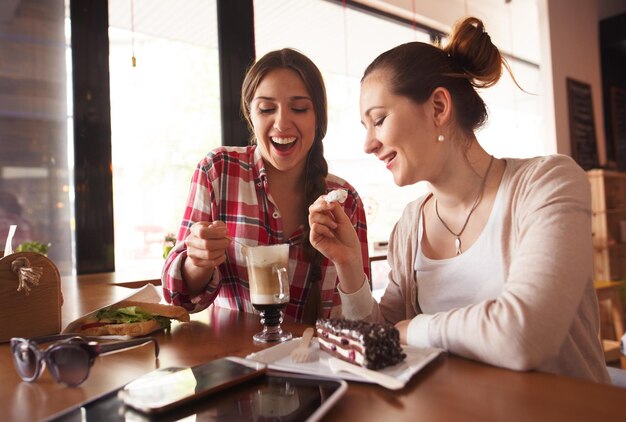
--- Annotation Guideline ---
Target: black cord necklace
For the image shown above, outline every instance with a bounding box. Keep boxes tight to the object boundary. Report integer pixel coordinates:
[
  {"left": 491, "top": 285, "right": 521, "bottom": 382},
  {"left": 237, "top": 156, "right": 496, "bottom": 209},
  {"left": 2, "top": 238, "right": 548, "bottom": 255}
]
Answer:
[{"left": 434, "top": 155, "right": 495, "bottom": 255}]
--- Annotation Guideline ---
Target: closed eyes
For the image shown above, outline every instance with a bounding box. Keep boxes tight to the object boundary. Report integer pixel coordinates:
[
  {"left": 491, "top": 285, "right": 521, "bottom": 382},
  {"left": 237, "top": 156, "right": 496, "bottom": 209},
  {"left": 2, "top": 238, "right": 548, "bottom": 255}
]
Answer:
[
  {"left": 374, "top": 116, "right": 387, "bottom": 127},
  {"left": 258, "top": 107, "right": 310, "bottom": 114}
]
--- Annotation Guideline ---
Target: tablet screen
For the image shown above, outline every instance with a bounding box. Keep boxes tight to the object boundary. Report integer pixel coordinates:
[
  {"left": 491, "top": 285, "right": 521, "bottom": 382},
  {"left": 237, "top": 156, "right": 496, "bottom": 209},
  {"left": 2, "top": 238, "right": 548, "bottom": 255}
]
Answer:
[{"left": 51, "top": 372, "right": 347, "bottom": 422}]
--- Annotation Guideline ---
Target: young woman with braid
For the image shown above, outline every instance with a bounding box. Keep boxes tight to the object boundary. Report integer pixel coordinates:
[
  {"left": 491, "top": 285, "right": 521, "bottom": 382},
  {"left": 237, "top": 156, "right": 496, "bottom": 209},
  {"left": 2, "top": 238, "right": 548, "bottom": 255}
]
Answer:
[
  {"left": 162, "top": 48, "right": 369, "bottom": 324},
  {"left": 308, "top": 17, "right": 609, "bottom": 382}
]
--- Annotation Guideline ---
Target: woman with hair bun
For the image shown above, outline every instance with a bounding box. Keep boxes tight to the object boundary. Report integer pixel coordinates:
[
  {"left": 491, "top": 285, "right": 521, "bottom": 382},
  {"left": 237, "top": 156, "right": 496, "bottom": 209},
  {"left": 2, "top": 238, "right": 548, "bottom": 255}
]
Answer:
[
  {"left": 309, "top": 17, "right": 608, "bottom": 382},
  {"left": 162, "top": 48, "right": 369, "bottom": 324}
]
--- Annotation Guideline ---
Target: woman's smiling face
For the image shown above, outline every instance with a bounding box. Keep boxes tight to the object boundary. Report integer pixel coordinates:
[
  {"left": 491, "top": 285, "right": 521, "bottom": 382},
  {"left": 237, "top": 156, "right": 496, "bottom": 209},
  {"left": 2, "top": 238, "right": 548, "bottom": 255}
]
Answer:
[
  {"left": 360, "top": 71, "right": 440, "bottom": 186},
  {"left": 250, "top": 68, "right": 316, "bottom": 175}
]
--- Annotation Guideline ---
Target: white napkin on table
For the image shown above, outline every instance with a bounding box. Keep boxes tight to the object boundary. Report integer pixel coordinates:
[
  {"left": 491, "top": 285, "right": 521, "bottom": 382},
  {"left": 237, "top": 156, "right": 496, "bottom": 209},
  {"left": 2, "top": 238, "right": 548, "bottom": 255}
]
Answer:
[{"left": 3, "top": 224, "right": 16, "bottom": 257}]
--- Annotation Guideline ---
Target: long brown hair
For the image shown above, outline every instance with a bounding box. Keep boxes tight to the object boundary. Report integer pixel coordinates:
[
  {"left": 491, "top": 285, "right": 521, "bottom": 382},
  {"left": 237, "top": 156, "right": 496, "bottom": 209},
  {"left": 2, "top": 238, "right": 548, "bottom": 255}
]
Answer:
[
  {"left": 241, "top": 48, "right": 328, "bottom": 264},
  {"left": 362, "top": 17, "right": 507, "bottom": 138}
]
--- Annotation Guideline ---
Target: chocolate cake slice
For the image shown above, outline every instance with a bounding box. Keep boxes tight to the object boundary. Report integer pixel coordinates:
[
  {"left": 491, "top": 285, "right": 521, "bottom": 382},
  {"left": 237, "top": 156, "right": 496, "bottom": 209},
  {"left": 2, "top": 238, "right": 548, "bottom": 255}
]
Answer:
[{"left": 316, "top": 318, "right": 406, "bottom": 370}]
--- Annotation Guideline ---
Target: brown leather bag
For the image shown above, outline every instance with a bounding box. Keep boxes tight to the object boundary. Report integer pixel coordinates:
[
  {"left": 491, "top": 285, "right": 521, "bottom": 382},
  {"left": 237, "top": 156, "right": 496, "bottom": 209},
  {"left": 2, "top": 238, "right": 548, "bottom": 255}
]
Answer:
[{"left": 0, "top": 251, "right": 62, "bottom": 342}]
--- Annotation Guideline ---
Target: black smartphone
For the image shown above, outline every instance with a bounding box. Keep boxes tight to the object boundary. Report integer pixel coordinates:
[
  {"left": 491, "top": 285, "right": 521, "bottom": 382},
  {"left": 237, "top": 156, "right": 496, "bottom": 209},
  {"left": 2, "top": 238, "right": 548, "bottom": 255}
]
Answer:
[{"left": 118, "top": 357, "right": 267, "bottom": 414}]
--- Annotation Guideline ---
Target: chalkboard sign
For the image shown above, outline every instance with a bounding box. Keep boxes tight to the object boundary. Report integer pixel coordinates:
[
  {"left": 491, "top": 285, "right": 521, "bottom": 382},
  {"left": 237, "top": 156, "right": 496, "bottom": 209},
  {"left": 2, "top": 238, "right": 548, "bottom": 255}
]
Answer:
[
  {"left": 567, "top": 78, "right": 599, "bottom": 170},
  {"left": 611, "top": 86, "right": 626, "bottom": 171}
]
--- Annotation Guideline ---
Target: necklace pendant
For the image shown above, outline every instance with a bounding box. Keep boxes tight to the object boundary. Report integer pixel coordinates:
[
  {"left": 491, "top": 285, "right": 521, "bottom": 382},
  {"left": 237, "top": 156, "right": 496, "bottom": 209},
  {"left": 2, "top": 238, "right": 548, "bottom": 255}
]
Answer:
[{"left": 455, "top": 237, "right": 462, "bottom": 255}]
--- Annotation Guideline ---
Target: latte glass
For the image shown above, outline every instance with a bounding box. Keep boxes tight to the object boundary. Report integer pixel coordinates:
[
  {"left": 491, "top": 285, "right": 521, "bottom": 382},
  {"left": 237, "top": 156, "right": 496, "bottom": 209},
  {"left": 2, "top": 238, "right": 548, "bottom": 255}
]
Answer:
[{"left": 243, "top": 244, "right": 292, "bottom": 343}]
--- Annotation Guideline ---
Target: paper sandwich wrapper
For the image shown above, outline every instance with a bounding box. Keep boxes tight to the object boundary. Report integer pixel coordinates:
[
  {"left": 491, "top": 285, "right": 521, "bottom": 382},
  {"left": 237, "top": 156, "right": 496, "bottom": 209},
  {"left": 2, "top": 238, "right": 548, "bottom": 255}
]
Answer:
[{"left": 62, "top": 283, "right": 163, "bottom": 334}]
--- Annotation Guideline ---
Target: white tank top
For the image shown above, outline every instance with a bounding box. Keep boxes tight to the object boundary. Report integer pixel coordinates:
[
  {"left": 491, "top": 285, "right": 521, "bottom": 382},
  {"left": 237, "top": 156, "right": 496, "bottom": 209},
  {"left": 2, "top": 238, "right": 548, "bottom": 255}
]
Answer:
[{"left": 414, "top": 171, "right": 507, "bottom": 314}]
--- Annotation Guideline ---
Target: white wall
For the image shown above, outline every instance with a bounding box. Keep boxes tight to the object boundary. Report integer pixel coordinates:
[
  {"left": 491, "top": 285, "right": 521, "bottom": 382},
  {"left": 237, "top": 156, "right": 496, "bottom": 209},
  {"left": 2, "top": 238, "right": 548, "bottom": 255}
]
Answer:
[{"left": 539, "top": 0, "right": 606, "bottom": 162}]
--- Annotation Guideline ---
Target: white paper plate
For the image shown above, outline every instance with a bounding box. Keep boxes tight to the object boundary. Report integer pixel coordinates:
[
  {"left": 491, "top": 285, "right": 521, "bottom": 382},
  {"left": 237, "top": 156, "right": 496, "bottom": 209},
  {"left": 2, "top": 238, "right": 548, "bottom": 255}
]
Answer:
[{"left": 246, "top": 337, "right": 443, "bottom": 388}]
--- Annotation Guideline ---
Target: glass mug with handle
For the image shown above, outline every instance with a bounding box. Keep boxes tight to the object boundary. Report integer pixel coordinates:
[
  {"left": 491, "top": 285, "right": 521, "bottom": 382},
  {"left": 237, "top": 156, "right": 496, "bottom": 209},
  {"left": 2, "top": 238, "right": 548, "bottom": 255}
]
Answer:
[
  {"left": 243, "top": 243, "right": 292, "bottom": 343},
  {"left": 11, "top": 334, "right": 159, "bottom": 386}
]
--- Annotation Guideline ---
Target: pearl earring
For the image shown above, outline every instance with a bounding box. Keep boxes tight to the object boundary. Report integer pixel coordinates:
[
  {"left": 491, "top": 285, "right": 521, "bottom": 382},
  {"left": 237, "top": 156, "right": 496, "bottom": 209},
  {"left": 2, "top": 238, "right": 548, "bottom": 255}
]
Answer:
[{"left": 437, "top": 134, "right": 445, "bottom": 142}]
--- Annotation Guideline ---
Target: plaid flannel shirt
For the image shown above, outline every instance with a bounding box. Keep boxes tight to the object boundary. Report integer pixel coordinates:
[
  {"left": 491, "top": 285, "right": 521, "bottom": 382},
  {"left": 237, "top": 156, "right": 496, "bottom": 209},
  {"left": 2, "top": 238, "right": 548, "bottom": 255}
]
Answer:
[{"left": 162, "top": 146, "right": 370, "bottom": 323}]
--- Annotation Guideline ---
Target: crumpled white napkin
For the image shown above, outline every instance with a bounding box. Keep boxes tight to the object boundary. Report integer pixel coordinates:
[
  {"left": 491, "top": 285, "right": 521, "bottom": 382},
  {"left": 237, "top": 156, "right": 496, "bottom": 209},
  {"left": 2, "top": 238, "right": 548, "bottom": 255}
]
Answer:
[
  {"left": 326, "top": 189, "right": 348, "bottom": 204},
  {"left": 3, "top": 224, "right": 16, "bottom": 257}
]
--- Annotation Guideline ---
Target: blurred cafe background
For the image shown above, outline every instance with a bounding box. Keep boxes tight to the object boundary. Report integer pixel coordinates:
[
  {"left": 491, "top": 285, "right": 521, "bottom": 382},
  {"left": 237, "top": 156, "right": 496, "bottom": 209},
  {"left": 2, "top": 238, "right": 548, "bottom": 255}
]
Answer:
[{"left": 1, "top": 0, "right": 625, "bottom": 299}]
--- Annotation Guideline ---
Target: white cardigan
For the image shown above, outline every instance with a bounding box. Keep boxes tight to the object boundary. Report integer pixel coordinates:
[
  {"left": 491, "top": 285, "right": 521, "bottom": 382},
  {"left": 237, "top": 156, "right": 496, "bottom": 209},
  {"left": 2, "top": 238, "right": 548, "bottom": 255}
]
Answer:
[{"left": 341, "top": 155, "right": 610, "bottom": 383}]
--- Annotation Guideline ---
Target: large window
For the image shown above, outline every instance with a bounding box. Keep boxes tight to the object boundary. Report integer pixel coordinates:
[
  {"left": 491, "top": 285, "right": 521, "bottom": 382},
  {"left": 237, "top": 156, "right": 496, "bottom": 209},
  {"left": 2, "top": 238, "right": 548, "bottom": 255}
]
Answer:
[
  {"left": 478, "top": 58, "right": 544, "bottom": 158},
  {"left": 9, "top": 1, "right": 543, "bottom": 279},
  {"left": 107, "top": 0, "right": 221, "bottom": 275}
]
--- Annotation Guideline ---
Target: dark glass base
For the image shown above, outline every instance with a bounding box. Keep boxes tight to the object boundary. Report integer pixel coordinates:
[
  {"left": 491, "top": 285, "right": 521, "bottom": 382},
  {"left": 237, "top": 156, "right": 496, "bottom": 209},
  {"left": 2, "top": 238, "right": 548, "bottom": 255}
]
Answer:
[{"left": 253, "top": 305, "right": 292, "bottom": 343}]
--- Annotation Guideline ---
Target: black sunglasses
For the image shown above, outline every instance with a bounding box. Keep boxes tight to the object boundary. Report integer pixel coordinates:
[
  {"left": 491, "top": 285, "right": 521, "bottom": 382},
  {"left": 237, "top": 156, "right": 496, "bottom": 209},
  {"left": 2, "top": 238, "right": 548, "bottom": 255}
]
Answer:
[{"left": 10, "top": 334, "right": 159, "bottom": 387}]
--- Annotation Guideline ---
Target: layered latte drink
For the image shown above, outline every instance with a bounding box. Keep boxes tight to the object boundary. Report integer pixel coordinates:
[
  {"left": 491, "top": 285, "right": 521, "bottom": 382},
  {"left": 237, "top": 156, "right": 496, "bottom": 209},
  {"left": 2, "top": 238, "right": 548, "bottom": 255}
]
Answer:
[
  {"left": 245, "top": 244, "right": 290, "bottom": 308},
  {"left": 243, "top": 244, "right": 292, "bottom": 343}
]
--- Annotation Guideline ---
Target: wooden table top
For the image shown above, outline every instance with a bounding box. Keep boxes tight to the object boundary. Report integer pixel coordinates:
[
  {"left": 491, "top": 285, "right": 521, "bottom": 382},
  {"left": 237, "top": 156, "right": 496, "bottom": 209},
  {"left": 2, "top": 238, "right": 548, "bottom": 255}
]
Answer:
[{"left": 1, "top": 274, "right": 626, "bottom": 421}]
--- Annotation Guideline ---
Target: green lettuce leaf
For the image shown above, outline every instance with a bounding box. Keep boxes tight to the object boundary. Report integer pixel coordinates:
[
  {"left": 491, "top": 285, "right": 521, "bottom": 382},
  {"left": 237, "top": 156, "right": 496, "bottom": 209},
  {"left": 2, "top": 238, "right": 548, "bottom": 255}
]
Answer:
[{"left": 95, "top": 306, "right": 171, "bottom": 329}]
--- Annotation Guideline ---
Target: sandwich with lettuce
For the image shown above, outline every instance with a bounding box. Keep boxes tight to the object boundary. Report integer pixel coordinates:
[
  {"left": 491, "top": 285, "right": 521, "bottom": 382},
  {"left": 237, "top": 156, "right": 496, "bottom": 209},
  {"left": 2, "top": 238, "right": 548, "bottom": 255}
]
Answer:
[{"left": 74, "top": 300, "right": 190, "bottom": 336}]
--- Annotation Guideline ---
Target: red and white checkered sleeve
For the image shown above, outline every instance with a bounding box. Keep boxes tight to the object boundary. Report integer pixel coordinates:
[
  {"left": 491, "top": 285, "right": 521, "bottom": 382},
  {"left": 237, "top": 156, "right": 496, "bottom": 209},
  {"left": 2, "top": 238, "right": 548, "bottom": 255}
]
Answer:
[{"left": 161, "top": 157, "right": 221, "bottom": 312}]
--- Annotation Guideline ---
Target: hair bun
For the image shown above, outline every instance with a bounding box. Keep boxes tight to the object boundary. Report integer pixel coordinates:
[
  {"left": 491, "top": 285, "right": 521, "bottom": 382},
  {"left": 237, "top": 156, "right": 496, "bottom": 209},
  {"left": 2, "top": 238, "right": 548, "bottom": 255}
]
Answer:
[{"left": 443, "top": 17, "right": 503, "bottom": 88}]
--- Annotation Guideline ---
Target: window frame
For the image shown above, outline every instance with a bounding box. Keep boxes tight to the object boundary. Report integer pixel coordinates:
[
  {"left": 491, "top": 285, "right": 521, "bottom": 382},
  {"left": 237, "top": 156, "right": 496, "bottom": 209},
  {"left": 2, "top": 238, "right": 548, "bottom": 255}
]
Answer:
[{"left": 69, "top": 0, "right": 254, "bottom": 274}]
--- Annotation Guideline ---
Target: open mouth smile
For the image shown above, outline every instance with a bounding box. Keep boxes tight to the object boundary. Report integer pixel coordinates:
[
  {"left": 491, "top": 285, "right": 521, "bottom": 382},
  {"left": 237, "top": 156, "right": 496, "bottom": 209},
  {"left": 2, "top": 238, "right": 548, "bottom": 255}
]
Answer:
[{"left": 271, "top": 136, "right": 297, "bottom": 152}]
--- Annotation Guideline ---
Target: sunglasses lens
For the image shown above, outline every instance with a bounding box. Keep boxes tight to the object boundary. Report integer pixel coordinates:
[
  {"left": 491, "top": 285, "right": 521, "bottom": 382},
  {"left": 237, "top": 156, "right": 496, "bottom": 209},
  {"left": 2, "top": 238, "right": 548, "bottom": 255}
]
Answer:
[
  {"left": 11, "top": 341, "right": 39, "bottom": 381},
  {"left": 49, "top": 346, "right": 91, "bottom": 386}
]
